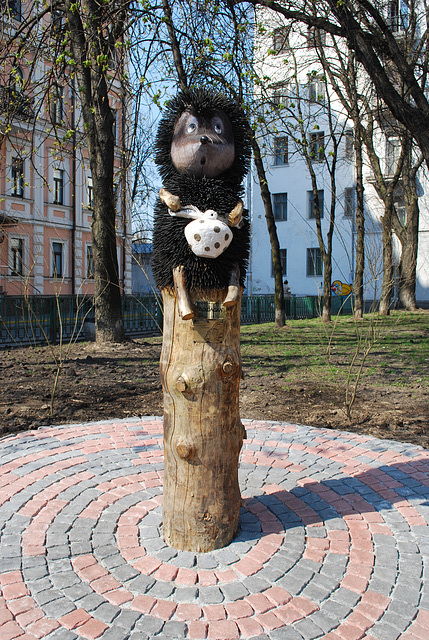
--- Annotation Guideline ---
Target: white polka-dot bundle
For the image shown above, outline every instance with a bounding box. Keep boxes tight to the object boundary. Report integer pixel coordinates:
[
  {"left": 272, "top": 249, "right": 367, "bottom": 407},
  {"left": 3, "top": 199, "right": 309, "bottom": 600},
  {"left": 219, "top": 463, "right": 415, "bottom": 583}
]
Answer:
[{"left": 184, "top": 212, "right": 232, "bottom": 258}]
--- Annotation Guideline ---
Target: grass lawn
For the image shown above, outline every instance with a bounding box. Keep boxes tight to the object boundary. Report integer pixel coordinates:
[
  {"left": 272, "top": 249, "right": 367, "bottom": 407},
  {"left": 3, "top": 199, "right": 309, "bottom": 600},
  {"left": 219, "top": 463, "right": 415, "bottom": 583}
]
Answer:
[{"left": 239, "top": 310, "right": 428, "bottom": 445}]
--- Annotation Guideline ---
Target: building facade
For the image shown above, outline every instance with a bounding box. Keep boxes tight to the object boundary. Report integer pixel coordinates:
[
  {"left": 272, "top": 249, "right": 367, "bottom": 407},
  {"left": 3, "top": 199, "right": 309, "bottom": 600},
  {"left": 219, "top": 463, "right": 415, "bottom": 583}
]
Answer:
[
  {"left": 0, "top": 1, "right": 132, "bottom": 298},
  {"left": 249, "top": 6, "right": 429, "bottom": 306}
]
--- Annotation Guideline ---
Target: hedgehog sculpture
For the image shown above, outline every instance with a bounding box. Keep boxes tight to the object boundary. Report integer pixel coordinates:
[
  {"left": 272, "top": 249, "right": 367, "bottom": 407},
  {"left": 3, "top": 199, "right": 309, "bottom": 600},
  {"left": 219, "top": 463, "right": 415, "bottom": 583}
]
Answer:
[{"left": 152, "top": 88, "right": 251, "bottom": 319}]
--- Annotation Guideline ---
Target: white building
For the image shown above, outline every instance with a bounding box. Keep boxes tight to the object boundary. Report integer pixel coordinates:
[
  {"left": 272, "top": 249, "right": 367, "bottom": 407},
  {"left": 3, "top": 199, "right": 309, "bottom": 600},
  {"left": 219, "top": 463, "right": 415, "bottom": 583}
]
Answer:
[{"left": 248, "top": 8, "right": 429, "bottom": 306}]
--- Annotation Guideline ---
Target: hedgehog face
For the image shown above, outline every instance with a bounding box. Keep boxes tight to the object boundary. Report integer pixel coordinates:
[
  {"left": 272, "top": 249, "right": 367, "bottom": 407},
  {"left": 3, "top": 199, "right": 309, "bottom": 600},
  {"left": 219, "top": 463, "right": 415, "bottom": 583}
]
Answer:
[{"left": 170, "top": 107, "right": 235, "bottom": 179}]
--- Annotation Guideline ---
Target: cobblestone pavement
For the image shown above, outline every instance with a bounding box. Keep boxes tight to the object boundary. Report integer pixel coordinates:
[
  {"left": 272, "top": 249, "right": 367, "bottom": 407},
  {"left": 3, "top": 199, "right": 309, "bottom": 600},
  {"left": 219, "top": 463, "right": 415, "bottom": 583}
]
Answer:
[{"left": 0, "top": 417, "right": 428, "bottom": 640}]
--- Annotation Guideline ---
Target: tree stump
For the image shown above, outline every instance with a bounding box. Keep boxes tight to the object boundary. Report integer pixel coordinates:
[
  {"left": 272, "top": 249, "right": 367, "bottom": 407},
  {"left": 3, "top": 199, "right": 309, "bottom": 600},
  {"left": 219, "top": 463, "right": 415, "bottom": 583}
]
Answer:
[{"left": 160, "top": 288, "right": 245, "bottom": 552}]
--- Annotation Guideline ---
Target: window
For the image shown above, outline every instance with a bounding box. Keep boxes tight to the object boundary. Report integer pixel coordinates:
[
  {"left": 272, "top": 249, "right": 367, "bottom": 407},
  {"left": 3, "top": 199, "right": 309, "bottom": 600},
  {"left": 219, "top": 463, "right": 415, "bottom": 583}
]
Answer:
[
  {"left": 108, "top": 46, "right": 118, "bottom": 70},
  {"left": 9, "top": 66, "right": 24, "bottom": 95},
  {"left": 394, "top": 188, "right": 406, "bottom": 225},
  {"left": 308, "top": 189, "right": 324, "bottom": 219},
  {"left": 272, "top": 83, "right": 288, "bottom": 108},
  {"left": 87, "top": 176, "right": 94, "bottom": 209},
  {"left": 308, "top": 79, "right": 325, "bottom": 103},
  {"left": 274, "top": 136, "right": 288, "bottom": 165},
  {"left": 273, "top": 27, "right": 289, "bottom": 53},
  {"left": 273, "top": 193, "right": 287, "bottom": 221},
  {"left": 307, "top": 26, "right": 326, "bottom": 48},
  {"left": 307, "top": 247, "right": 323, "bottom": 277},
  {"left": 53, "top": 169, "right": 64, "bottom": 204},
  {"left": 52, "top": 242, "right": 63, "bottom": 277},
  {"left": 10, "top": 237, "right": 23, "bottom": 276},
  {"left": 309, "top": 131, "right": 325, "bottom": 161},
  {"left": 3, "top": 0, "right": 22, "bottom": 20},
  {"left": 113, "top": 182, "right": 119, "bottom": 214},
  {"left": 86, "top": 244, "right": 94, "bottom": 278},
  {"left": 51, "top": 8, "right": 64, "bottom": 31},
  {"left": 386, "top": 136, "right": 401, "bottom": 175},
  {"left": 388, "top": 0, "right": 400, "bottom": 32},
  {"left": 51, "top": 85, "right": 64, "bottom": 125},
  {"left": 111, "top": 108, "right": 117, "bottom": 144},
  {"left": 345, "top": 128, "right": 354, "bottom": 160},
  {"left": 7, "top": 66, "right": 32, "bottom": 118},
  {"left": 11, "top": 158, "right": 24, "bottom": 197},
  {"left": 344, "top": 187, "right": 355, "bottom": 218},
  {"left": 394, "top": 196, "right": 405, "bottom": 225},
  {"left": 271, "top": 248, "right": 287, "bottom": 277}
]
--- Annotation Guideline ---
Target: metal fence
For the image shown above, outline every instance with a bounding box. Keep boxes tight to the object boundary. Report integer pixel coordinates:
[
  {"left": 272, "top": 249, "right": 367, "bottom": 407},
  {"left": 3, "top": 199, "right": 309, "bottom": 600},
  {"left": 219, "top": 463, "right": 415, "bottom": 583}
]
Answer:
[{"left": 0, "top": 293, "right": 352, "bottom": 348}]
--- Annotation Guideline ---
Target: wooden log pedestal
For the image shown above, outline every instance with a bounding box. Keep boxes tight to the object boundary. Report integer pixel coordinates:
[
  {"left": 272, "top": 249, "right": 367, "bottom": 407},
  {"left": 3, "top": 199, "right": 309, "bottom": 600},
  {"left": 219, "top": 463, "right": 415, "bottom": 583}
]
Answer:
[{"left": 160, "top": 287, "right": 245, "bottom": 552}]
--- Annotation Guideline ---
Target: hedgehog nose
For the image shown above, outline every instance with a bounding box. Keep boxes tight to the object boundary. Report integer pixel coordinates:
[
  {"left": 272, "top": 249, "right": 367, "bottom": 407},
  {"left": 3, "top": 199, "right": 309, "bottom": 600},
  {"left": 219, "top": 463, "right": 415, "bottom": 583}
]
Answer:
[{"left": 200, "top": 135, "right": 209, "bottom": 144}]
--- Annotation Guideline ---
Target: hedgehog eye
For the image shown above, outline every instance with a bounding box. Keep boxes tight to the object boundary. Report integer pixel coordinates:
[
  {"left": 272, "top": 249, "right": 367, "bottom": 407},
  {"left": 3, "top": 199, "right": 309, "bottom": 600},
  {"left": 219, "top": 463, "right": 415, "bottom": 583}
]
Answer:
[
  {"left": 213, "top": 122, "right": 222, "bottom": 134},
  {"left": 187, "top": 122, "right": 197, "bottom": 133}
]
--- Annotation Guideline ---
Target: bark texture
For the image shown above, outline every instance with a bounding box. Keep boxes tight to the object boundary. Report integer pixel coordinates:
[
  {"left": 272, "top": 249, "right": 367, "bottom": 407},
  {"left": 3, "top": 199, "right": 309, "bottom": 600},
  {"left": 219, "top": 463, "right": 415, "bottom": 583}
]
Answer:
[
  {"left": 394, "top": 139, "right": 421, "bottom": 311},
  {"left": 398, "top": 214, "right": 419, "bottom": 310},
  {"left": 250, "top": 129, "right": 285, "bottom": 327},
  {"left": 379, "top": 203, "right": 394, "bottom": 316},
  {"left": 353, "top": 133, "right": 365, "bottom": 319},
  {"left": 160, "top": 288, "right": 245, "bottom": 552}
]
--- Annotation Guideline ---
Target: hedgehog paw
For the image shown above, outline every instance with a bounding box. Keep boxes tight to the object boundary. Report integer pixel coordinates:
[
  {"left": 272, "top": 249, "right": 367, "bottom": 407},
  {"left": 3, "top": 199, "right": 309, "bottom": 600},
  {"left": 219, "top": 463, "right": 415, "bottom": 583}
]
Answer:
[
  {"left": 173, "top": 266, "right": 196, "bottom": 320},
  {"left": 223, "top": 287, "right": 240, "bottom": 307},
  {"left": 223, "top": 263, "right": 240, "bottom": 307},
  {"left": 180, "top": 305, "right": 196, "bottom": 320}
]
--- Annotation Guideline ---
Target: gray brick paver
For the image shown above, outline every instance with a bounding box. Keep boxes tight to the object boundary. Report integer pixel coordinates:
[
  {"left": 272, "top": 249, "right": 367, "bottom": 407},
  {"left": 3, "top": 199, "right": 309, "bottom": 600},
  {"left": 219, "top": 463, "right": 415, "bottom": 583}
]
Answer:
[
  {"left": 111, "top": 609, "right": 142, "bottom": 628},
  {"left": 41, "top": 597, "right": 76, "bottom": 617},
  {"left": 197, "top": 585, "right": 224, "bottom": 604},
  {"left": 270, "top": 627, "right": 305, "bottom": 639},
  {"left": 292, "top": 617, "right": 325, "bottom": 639},
  {"left": 159, "top": 620, "right": 187, "bottom": 637},
  {"left": 132, "top": 615, "right": 164, "bottom": 636},
  {"left": 99, "top": 628, "right": 130, "bottom": 640},
  {"left": 44, "top": 629, "right": 79, "bottom": 640}
]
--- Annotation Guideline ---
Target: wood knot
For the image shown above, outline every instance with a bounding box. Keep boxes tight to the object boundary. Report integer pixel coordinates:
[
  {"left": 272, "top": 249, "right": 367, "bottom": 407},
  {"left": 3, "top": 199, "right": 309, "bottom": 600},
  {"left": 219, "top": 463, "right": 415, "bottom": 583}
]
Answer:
[
  {"left": 175, "top": 376, "right": 188, "bottom": 392},
  {"left": 222, "top": 360, "right": 234, "bottom": 375},
  {"left": 176, "top": 443, "right": 194, "bottom": 459}
]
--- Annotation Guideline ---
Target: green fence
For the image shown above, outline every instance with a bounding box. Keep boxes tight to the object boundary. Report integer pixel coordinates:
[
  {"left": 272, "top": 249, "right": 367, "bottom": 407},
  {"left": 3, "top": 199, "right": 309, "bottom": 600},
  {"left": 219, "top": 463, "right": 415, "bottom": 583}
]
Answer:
[
  {"left": 0, "top": 293, "right": 352, "bottom": 347},
  {"left": 0, "top": 296, "right": 93, "bottom": 347}
]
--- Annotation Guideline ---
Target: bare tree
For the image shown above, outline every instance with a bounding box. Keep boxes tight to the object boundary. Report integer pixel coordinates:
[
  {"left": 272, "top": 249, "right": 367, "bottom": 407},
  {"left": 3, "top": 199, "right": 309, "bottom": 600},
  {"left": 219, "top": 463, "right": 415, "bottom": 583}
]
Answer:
[
  {"left": 395, "top": 134, "right": 423, "bottom": 310},
  {"left": 245, "top": 0, "right": 429, "bottom": 171},
  {"left": 316, "top": 29, "right": 422, "bottom": 314},
  {"left": 0, "top": 0, "right": 149, "bottom": 342}
]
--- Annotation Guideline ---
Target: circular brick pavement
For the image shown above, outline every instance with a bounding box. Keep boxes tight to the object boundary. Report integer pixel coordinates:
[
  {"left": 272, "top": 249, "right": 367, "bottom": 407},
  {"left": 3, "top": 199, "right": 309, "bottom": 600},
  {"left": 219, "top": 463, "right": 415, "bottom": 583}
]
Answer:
[{"left": 0, "top": 417, "right": 428, "bottom": 640}]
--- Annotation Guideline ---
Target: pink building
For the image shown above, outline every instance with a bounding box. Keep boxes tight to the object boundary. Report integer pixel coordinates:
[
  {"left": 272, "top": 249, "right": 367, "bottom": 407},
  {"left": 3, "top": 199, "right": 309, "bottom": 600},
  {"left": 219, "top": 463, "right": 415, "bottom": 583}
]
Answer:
[{"left": 0, "top": 2, "right": 131, "bottom": 298}]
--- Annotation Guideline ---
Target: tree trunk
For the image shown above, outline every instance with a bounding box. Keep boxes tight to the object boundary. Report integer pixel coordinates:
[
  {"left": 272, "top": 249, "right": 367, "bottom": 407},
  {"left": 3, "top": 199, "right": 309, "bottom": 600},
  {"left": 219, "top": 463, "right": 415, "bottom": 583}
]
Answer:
[
  {"left": 398, "top": 208, "right": 419, "bottom": 310},
  {"left": 322, "top": 162, "right": 336, "bottom": 324},
  {"left": 399, "top": 246, "right": 418, "bottom": 310},
  {"left": 160, "top": 288, "right": 245, "bottom": 552},
  {"left": 396, "top": 142, "right": 420, "bottom": 311},
  {"left": 249, "top": 129, "right": 285, "bottom": 327},
  {"left": 354, "top": 134, "right": 365, "bottom": 319},
  {"left": 90, "top": 106, "right": 125, "bottom": 344},
  {"left": 379, "top": 204, "right": 394, "bottom": 315},
  {"left": 322, "top": 256, "right": 332, "bottom": 323},
  {"left": 65, "top": 0, "right": 125, "bottom": 344}
]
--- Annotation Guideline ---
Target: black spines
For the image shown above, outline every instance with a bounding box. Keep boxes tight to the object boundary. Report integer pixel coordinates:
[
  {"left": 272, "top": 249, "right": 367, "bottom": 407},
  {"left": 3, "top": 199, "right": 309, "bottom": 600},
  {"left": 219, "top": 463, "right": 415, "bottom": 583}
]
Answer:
[
  {"left": 152, "top": 203, "right": 250, "bottom": 291},
  {"left": 152, "top": 89, "right": 251, "bottom": 292}
]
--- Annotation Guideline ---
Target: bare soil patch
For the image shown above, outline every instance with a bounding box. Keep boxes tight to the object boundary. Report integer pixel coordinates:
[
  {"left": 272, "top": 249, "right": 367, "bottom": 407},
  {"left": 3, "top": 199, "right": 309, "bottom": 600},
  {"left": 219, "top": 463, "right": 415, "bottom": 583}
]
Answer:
[{"left": 1, "top": 312, "right": 428, "bottom": 448}]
